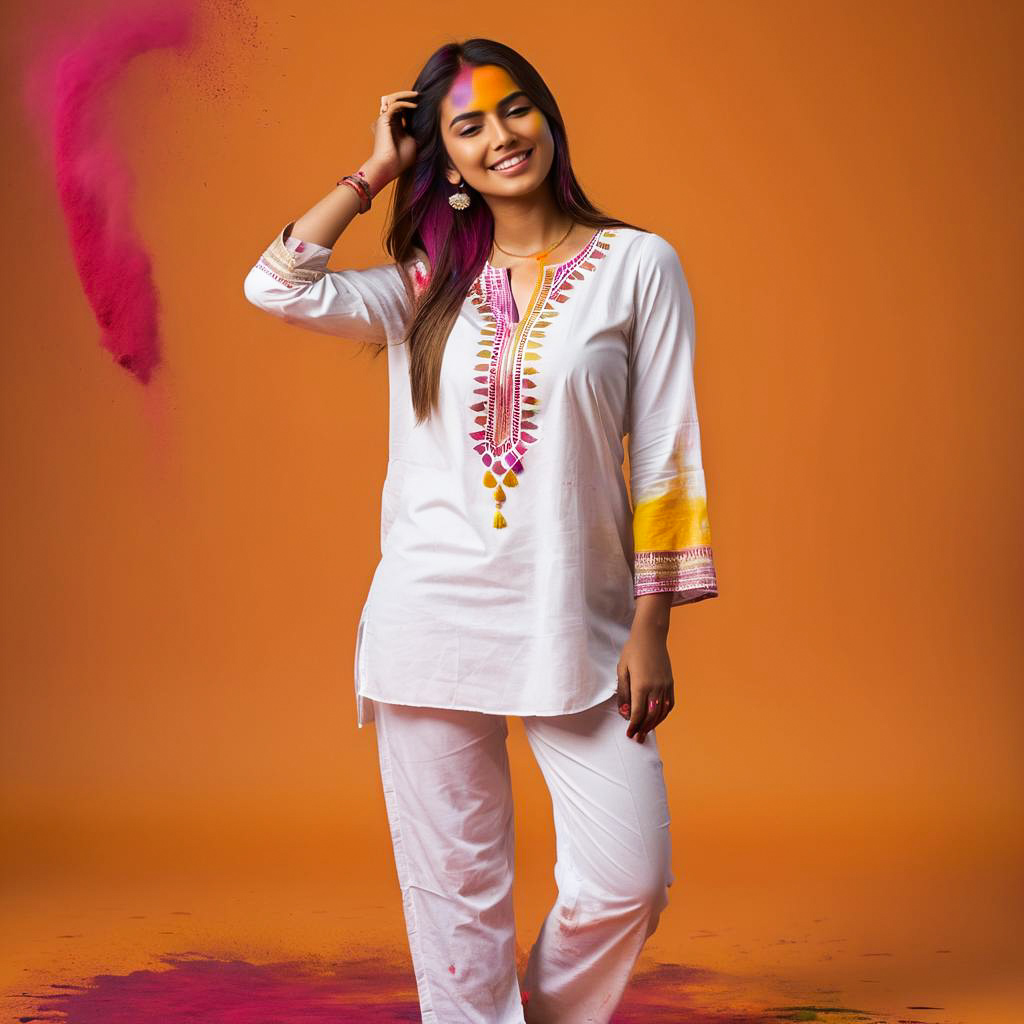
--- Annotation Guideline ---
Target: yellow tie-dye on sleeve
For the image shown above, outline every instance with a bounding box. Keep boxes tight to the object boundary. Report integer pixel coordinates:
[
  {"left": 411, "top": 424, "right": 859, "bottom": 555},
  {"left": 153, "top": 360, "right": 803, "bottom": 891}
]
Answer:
[
  {"left": 633, "top": 478, "right": 712, "bottom": 551},
  {"left": 631, "top": 440, "right": 718, "bottom": 604}
]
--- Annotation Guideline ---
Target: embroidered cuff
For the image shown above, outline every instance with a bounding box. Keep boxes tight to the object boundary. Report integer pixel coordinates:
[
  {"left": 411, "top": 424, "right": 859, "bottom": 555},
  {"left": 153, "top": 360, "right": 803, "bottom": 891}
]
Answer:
[
  {"left": 254, "top": 221, "right": 330, "bottom": 288},
  {"left": 634, "top": 546, "right": 719, "bottom": 605}
]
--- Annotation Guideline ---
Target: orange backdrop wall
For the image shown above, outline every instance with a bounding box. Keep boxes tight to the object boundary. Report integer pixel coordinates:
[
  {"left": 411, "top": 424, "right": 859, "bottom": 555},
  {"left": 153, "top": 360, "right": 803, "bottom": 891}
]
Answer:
[{"left": 1, "top": 0, "right": 1021, "bottom": 1010}]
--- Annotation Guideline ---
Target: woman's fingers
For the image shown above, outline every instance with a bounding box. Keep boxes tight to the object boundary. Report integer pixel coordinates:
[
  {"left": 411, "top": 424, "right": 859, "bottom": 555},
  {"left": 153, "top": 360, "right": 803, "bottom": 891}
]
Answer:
[
  {"left": 372, "top": 91, "right": 419, "bottom": 132},
  {"left": 637, "top": 696, "right": 659, "bottom": 743},
  {"left": 634, "top": 690, "right": 674, "bottom": 742},
  {"left": 643, "top": 695, "right": 662, "bottom": 741},
  {"left": 619, "top": 662, "right": 674, "bottom": 742},
  {"left": 380, "top": 90, "right": 420, "bottom": 113},
  {"left": 627, "top": 692, "right": 651, "bottom": 740},
  {"left": 380, "top": 99, "right": 418, "bottom": 116},
  {"left": 645, "top": 692, "right": 672, "bottom": 734},
  {"left": 616, "top": 664, "right": 632, "bottom": 723},
  {"left": 373, "top": 99, "right": 417, "bottom": 130}
]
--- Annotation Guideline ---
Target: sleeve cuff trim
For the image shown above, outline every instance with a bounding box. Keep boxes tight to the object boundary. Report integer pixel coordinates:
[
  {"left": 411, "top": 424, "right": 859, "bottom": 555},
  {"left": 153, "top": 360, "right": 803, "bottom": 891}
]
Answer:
[
  {"left": 634, "top": 546, "right": 719, "bottom": 603},
  {"left": 257, "top": 224, "right": 326, "bottom": 287}
]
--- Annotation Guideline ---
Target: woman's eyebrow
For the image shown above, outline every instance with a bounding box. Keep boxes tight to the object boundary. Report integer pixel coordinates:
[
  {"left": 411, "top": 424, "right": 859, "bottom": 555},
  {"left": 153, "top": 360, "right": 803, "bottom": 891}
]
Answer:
[{"left": 448, "top": 91, "right": 530, "bottom": 129}]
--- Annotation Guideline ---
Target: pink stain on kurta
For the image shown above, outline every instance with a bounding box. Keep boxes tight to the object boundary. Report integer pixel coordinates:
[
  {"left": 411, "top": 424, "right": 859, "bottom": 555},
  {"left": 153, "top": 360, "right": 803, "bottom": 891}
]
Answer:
[{"left": 24, "top": 2, "right": 197, "bottom": 384}]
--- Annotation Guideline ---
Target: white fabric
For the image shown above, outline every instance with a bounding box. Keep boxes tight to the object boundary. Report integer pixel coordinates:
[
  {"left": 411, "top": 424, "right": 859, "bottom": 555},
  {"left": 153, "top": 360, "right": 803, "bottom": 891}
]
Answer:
[
  {"left": 244, "top": 223, "right": 719, "bottom": 729},
  {"left": 371, "top": 693, "right": 673, "bottom": 1023}
]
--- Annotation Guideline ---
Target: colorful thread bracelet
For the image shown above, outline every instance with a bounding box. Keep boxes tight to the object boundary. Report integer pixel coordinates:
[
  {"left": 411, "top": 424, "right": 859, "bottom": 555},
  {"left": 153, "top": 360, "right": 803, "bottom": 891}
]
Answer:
[
  {"left": 337, "top": 177, "right": 368, "bottom": 212},
  {"left": 336, "top": 170, "right": 372, "bottom": 213},
  {"left": 338, "top": 170, "right": 371, "bottom": 199}
]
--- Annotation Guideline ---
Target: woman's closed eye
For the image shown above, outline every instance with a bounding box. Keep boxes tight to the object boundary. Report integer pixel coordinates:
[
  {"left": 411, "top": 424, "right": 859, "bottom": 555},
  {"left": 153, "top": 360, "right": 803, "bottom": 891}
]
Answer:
[{"left": 459, "top": 106, "right": 532, "bottom": 137}]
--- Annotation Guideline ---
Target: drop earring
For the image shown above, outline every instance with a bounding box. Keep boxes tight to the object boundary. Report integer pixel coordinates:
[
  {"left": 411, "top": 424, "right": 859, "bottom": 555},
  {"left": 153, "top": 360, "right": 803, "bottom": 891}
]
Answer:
[{"left": 448, "top": 177, "right": 471, "bottom": 211}]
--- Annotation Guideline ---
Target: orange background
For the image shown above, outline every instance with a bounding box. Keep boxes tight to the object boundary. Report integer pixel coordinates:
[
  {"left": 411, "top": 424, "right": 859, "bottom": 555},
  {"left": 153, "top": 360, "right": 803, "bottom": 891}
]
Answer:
[{"left": 2, "top": 0, "right": 1021, "bottom": 1019}]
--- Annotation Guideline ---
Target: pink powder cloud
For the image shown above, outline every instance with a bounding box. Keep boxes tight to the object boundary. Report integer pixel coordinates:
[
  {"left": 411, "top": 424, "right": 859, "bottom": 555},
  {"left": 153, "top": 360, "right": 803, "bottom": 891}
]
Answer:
[{"left": 23, "top": 1, "right": 198, "bottom": 384}]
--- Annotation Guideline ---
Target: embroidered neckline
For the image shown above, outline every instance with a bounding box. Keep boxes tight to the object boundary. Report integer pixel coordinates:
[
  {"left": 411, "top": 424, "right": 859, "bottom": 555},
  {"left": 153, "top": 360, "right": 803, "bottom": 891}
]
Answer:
[
  {"left": 483, "top": 226, "right": 604, "bottom": 273},
  {"left": 466, "top": 227, "right": 619, "bottom": 530}
]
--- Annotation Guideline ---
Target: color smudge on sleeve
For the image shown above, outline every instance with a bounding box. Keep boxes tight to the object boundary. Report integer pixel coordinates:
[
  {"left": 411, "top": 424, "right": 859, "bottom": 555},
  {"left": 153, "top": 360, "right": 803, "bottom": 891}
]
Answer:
[{"left": 632, "top": 433, "right": 713, "bottom": 552}]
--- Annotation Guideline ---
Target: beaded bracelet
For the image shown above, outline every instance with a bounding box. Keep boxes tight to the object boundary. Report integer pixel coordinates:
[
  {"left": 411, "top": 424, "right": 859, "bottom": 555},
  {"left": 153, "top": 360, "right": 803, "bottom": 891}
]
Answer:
[{"left": 336, "top": 170, "right": 372, "bottom": 214}]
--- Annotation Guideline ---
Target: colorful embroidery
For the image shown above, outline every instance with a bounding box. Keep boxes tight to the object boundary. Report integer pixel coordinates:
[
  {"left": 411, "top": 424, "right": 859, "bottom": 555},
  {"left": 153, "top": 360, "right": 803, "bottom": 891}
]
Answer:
[
  {"left": 633, "top": 547, "right": 717, "bottom": 601},
  {"left": 256, "top": 228, "right": 325, "bottom": 288},
  {"left": 467, "top": 229, "right": 618, "bottom": 529}
]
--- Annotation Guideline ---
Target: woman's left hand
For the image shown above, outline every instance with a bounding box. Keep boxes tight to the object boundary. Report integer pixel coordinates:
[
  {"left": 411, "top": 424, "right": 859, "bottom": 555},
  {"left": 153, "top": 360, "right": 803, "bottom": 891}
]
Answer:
[{"left": 616, "top": 607, "right": 675, "bottom": 743}]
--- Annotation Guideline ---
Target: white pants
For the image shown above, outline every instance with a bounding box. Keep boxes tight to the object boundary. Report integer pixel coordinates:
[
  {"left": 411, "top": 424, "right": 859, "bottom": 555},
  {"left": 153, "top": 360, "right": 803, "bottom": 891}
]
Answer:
[{"left": 371, "top": 692, "right": 675, "bottom": 1023}]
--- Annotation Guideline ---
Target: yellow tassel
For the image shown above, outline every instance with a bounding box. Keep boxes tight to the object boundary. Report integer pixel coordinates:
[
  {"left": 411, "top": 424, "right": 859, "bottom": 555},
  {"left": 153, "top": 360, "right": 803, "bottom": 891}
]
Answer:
[
  {"left": 493, "top": 508, "right": 507, "bottom": 529},
  {"left": 503, "top": 468, "right": 518, "bottom": 487},
  {"left": 483, "top": 469, "right": 496, "bottom": 487},
  {"left": 493, "top": 484, "right": 506, "bottom": 502}
]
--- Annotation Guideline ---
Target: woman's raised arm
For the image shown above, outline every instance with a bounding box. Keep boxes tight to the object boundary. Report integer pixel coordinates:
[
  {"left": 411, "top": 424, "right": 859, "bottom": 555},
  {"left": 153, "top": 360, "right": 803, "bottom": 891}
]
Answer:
[{"left": 243, "top": 90, "right": 426, "bottom": 346}]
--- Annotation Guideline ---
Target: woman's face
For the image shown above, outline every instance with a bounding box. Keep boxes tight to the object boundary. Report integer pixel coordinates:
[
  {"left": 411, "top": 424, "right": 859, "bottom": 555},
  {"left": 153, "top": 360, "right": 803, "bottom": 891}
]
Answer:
[{"left": 440, "top": 64, "right": 553, "bottom": 199}]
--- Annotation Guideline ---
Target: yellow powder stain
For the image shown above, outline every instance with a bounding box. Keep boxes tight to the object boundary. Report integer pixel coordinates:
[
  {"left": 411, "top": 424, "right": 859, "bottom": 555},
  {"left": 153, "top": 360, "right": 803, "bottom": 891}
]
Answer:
[{"left": 632, "top": 436, "right": 713, "bottom": 551}]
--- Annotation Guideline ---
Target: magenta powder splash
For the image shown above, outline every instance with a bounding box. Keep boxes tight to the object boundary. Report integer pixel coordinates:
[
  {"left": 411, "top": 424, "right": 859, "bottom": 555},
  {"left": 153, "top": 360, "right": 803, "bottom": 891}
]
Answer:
[
  {"left": 23, "top": 951, "right": 748, "bottom": 1023},
  {"left": 25, "top": 2, "right": 197, "bottom": 384}
]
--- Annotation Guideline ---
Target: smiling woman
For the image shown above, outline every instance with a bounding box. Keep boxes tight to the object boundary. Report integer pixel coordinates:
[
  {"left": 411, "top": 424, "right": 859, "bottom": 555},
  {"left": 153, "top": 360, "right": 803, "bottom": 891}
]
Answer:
[
  {"left": 439, "top": 66, "right": 557, "bottom": 218},
  {"left": 243, "top": 35, "right": 719, "bottom": 1024}
]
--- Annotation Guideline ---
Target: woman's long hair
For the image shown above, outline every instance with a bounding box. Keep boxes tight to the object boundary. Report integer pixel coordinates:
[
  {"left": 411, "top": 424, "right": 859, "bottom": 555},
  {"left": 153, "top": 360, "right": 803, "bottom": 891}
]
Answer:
[{"left": 376, "top": 38, "right": 648, "bottom": 424}]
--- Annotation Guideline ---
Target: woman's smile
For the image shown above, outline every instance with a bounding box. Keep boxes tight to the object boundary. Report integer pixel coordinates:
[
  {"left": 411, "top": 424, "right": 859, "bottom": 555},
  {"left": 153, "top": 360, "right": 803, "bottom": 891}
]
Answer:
[{"left": 489, "top": 147, "right": 534, "bottom": 174}]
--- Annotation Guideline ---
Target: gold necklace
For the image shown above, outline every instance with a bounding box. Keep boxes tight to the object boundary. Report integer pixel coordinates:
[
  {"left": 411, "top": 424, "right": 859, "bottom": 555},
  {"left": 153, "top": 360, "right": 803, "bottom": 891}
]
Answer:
[{"left": 491, "top": 220, "right": 577, "bottom": 264}]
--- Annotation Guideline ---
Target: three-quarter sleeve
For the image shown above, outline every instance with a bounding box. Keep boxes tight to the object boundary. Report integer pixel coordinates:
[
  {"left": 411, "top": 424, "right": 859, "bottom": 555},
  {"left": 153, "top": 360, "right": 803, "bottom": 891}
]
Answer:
[
  {"left": 626, "top": 232, "right": 719, "bottom": 606},
  {"left": 243, "top": 221, "right": 427, "bottom": 346}
]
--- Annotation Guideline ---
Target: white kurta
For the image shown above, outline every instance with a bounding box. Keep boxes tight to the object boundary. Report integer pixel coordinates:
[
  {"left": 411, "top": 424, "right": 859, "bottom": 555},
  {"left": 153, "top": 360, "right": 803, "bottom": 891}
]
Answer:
[{"left": 244, "top": 222, "right": 719, "bottom": 729}]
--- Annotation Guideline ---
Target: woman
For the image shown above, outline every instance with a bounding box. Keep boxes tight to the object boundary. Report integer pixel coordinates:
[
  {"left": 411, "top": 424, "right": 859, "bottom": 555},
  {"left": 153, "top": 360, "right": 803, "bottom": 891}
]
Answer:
[{"left": 244, "top": 37, "right": 719, "bottom": 1024}]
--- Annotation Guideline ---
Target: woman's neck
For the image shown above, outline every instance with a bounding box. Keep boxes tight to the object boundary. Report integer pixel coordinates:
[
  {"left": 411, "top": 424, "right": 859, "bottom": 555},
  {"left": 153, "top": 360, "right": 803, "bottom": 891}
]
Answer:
[{"left": 485, "top": 189, "right": 574, "bottom": 260}]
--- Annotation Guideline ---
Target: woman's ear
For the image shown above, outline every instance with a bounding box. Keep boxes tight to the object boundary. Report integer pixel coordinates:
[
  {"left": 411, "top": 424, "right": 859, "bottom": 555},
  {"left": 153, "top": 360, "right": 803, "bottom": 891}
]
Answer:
[{"left": 444, "top": 155, "right": 463, "bottom": 187}]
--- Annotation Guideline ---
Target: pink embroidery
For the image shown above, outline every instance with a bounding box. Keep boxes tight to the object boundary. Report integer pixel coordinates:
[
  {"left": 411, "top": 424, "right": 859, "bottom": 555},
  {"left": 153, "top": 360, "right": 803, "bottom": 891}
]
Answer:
[
  {"left": 254, "top": 258, "right": 302, "bottom": 288},
  {"left": 633, "top": 547, "right": 719, "bottom": 601},
  {"left": 467, "top": 229, "right": 615, "bottom": 528}
]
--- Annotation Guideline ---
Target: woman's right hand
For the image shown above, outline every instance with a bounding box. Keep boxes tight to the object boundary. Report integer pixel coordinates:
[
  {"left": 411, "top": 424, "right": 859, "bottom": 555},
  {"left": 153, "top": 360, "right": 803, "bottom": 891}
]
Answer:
[{"left": 368, "top": 90, "right": 420, "bottom": 184}]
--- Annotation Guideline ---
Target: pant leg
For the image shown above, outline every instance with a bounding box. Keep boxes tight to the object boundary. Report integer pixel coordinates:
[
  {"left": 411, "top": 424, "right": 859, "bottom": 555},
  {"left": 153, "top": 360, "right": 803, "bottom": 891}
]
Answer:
[
  {"left": 519, "top": 694, "right": 674, "bottom": 1023},
  {"left": 372, "top": 698, "right": 527, "bottom": 1023}
]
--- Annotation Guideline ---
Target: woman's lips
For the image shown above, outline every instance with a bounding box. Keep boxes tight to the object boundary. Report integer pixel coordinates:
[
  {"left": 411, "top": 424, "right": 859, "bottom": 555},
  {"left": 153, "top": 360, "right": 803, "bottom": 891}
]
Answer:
[{"left": 489, "top": 147, "right": 534, "bottom": 174}]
